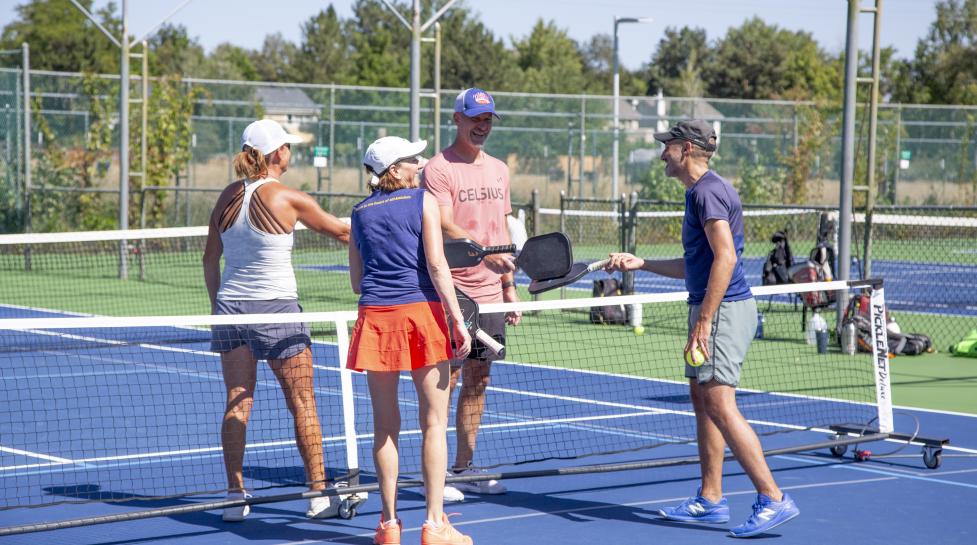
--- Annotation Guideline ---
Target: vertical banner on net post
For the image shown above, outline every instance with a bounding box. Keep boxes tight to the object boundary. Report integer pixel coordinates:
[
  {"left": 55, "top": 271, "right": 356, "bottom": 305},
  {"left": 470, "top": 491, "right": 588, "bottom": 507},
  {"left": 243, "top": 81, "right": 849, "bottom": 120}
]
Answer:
[{"left": 869, "top": 287, "right": 894, "bottom": 433}]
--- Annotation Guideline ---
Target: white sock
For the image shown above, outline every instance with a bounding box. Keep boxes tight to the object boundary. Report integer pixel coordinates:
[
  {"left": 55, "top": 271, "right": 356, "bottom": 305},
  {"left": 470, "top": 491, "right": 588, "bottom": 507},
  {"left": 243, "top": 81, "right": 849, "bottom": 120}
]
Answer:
[
  {"left": 425, "top": 518, "right": 443, "bottom": 529},
  {"left": 381, "top": 518, "right": 399, "bottom": 528}
]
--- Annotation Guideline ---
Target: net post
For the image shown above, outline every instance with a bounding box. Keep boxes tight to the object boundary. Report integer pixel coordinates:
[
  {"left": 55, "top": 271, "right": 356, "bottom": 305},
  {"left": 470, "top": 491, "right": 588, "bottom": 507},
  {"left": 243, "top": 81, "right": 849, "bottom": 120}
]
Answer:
[
  {"left": 625, "top": 192, "right": 641, "bottom": 328},
  {"left": 334, "top": 317, "right": 361, "bottom": 486},
  {"left": 867, "top": 278, "right": 893, "bottom": 433}
]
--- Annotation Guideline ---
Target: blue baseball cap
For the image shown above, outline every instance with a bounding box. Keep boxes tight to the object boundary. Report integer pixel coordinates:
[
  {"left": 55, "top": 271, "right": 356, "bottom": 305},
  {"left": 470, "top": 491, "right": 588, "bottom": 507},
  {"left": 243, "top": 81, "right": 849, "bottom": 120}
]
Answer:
[{"left": 454, "top": 88, "right": 501, "bottom": 119}]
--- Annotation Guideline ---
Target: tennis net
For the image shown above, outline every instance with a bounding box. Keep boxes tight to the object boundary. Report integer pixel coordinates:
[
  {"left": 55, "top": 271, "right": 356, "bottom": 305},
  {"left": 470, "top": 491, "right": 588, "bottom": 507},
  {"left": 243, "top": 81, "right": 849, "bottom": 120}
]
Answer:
[
  {"left": 0, "top": 224, "right": 353, "bottom": 317},
  {"left": 536, "top": 203, "right": 976, "bottom": 350},
  {"left": 0, "top": 280, "right": 893, "bottom": 533},
  {"left": 847, "top": 210, "right": 977, "bottom": 350}
]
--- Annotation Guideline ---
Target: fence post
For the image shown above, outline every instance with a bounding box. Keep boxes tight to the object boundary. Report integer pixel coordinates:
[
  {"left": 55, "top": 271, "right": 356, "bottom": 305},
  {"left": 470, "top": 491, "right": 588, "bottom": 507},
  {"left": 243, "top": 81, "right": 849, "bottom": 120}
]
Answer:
[
  {"left": 22, "top": 42, "right": 32, "bottom": 271},
  {"left": 530, "top": 188, "right": 540, "bottom": 236},
  {"left": 579, "top": 97, "right": 586, "bottom": 198},
  {"left": 892, "top": 105, "right": 902, "bottom": 203},
  {"left": 329, "top": 85, "right": 335, "bottom": 193},
  {"left": 138, "top": 187, "right": 147, "bottom": 280},
  {"left": 620, "top": 192, "right": 638, "bottom": 295}
]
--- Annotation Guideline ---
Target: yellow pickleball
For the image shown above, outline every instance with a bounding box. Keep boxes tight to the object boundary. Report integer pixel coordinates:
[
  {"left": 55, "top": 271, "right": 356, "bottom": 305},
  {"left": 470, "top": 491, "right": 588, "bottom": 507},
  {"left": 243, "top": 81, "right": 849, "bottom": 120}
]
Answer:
[{"left": 685, "top": 347, "right": 706, "bottom": 367}]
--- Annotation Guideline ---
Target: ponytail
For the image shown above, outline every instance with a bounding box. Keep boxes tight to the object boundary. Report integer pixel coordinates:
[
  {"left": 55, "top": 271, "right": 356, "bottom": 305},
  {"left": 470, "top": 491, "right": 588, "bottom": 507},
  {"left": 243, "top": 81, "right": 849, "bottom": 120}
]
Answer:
[{"left": 233, "top": 145, "right": 269, "bottom": 181}]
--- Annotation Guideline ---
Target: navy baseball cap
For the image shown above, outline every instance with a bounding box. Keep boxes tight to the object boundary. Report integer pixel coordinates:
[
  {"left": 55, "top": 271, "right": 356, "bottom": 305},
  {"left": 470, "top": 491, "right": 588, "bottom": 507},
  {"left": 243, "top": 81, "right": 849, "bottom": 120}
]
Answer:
[
  {"left": 654, "top": 120, "right": 718, "bottom": 152},
  {"left": 454, "top": 88, "right": 501, "bottom": 119}
]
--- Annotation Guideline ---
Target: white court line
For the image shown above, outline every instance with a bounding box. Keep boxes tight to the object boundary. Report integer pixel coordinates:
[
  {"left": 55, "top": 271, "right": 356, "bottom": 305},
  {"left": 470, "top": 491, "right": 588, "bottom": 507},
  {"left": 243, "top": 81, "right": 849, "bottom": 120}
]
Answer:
[
  {"left": 0, "top": 446, "right": 72, "bottom": 464},
  {"left": 277, "top": 476, "right": 899, "bottom": 544}
]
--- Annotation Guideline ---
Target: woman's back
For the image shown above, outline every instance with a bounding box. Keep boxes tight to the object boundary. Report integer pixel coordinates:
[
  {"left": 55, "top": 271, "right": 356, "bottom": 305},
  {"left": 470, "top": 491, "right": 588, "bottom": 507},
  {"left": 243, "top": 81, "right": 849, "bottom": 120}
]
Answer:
[
  {"left": 352, "top": 187, "right": 437, "bottom": 306},
  {"left": 217, "top": 178, "right": 297, "bottom": 301}
]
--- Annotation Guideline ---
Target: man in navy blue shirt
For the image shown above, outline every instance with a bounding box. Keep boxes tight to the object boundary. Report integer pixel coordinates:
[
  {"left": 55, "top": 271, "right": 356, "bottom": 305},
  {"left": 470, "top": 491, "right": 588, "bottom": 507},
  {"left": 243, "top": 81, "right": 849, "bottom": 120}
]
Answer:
[{"left": 605, "top": 120, "right": 799, "bottom": 538}]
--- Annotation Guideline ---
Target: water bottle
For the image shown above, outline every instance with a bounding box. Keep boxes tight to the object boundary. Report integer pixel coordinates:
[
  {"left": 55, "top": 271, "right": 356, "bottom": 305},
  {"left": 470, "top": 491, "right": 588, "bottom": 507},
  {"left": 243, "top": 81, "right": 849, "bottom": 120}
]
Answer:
[
  {"left": 805, "top": 313, "right": 817, "bottom": 345},
  {"left": 812, "top": 311, "right": 829, "bottom": 354},
  {"left": 755, "top": 311, "right": 765, "bottom": 339},
  {"left": 841, "top": 320, "right": 857, "bottom": 355}
]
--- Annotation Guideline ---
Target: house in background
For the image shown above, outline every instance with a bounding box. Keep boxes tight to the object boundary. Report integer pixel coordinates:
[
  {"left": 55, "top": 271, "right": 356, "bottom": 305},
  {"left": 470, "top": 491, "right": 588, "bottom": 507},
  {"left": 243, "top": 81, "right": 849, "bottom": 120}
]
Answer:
[
  {"left": 620, "top": 92, "right": 725, "bottom": 175},
  {"left": 254, "top": 87, "right": 319, "bottom": 144}
]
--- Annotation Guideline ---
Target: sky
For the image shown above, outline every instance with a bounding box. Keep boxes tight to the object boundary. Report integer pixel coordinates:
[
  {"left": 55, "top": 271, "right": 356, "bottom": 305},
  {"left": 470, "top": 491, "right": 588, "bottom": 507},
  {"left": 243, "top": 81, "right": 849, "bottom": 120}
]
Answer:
[{"left": 1, "top": 0, "right": 940, "bottom": 69}]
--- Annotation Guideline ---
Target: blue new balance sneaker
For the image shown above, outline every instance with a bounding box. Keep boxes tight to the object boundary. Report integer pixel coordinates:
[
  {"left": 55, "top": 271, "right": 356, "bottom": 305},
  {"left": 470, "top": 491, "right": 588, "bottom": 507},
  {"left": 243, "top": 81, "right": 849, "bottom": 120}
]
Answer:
[
  {"left": 729, "top": 492, "right": 800, "bottom": 538},
  {"left": 657, "top": 489, "right": 730, "bottom": 523}
]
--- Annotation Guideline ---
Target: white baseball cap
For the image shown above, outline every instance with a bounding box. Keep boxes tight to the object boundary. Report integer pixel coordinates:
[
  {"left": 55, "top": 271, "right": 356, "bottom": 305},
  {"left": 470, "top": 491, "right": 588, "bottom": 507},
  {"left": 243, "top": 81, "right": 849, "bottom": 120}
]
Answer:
[
  {"left": 241, "top": 119, "right": 303, "bottom": 155},
  {"left": 363, "top": 136, "right": 428, "bottom": 186}
]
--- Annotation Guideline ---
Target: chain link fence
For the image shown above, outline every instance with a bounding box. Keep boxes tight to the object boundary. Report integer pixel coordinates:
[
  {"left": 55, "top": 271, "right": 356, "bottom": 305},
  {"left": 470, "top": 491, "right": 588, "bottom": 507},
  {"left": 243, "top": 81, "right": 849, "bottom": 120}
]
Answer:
[{"left": 3, "top": 69, "right": 977, "bottom": 234}]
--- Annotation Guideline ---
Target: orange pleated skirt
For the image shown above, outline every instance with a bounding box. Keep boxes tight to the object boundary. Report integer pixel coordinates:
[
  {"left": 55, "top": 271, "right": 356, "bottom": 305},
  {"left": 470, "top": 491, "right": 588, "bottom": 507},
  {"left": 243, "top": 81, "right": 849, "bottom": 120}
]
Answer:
[{"left": 346, "top": 301, "right": 452, "bottom": 372}]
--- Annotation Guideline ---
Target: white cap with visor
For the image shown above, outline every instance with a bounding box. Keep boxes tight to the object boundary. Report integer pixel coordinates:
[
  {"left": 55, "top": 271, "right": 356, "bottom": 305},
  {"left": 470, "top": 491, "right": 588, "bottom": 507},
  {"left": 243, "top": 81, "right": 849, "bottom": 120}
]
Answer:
[
  {"left": 241, "top": 119, "right": 303, "bottom": 155},
  {"left": 363, "top": 136, "right": 428, "bottom": 187}
]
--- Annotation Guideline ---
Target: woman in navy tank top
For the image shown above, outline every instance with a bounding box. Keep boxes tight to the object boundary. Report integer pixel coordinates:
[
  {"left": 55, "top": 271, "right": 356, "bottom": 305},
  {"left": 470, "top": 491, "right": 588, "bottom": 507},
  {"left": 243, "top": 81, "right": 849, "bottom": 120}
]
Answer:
[{"left": 347, "top": 136, "right": 474, "bottom": 544}]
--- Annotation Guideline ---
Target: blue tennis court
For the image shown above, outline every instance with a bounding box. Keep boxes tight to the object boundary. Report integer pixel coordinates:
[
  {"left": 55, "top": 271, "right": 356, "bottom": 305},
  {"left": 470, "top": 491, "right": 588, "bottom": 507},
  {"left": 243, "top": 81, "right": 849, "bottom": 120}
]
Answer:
[{"left": 1, "top": 303, "right": 976, "bottom": 544}]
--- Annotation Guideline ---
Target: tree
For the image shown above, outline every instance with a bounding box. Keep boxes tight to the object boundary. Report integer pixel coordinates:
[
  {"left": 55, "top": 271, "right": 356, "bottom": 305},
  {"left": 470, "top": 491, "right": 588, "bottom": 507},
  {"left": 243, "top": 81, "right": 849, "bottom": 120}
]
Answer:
[
  {"left": 512, "top": 20, "right": 587, "bottom": 94},
  {"left": 254, "top": 33, "right": 302, "bottom": 82},
  {"left": 893, "top": 0, "right": 977, "bottom": 104},
  {"left": 705, "top": 17, "right": 835, "bottom": 100},
  {"left": 580, "top": 33, "right": 644, "bottom": 95},
  {"left": 345, "top": 0, "right": 412, "bottom": 87},
  {"left": 0, "top": 0, "right": 121, "bottom": 73},
  {"left": 200, "top": 43, "right": 259, "bottom": 81},
  {"left": 433, "top": 6, "right": 518, "bottom": 91},
  {"left": 295, "top": 6, "right": 352, "bottom": 84},
  {"left": 147, "top": 24, "right": 206, "bottom": 76},
  {"left": 644, "top": 26, "right": 711, "bottom": 96}
]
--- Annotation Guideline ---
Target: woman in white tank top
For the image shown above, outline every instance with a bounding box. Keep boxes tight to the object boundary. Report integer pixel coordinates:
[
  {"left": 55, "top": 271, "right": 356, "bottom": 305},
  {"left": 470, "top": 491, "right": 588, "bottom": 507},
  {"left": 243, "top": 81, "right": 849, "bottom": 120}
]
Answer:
[{"left": 202, "top": 119, "right": 350, "bottom": 521}]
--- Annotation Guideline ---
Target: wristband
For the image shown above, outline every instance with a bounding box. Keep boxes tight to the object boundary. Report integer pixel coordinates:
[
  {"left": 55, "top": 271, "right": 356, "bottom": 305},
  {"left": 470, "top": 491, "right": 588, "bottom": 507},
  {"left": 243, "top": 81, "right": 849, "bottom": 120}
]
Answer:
[{"left": 501, "top": 280, "right": 516, "bottom": 290}]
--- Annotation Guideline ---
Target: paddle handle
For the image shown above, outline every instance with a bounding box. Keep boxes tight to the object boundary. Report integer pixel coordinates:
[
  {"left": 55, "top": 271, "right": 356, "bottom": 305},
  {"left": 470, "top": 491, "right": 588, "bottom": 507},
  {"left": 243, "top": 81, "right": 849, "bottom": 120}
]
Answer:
[
  {"left": 474, "top": 329, "right": 506, "bottom": 359},
  {"left": 588, "top": 259, "right": 611, "bottom": 272},
  {"left": 482, "top": 244, "right": 517, "bottom": 256}
]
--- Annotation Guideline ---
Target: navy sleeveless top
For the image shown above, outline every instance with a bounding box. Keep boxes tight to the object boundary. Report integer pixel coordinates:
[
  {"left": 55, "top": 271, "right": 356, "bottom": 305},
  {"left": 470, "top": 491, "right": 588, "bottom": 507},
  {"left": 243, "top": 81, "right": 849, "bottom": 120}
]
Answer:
[{"left": 351, "top": 187, "right": 439, "bottom": 306}]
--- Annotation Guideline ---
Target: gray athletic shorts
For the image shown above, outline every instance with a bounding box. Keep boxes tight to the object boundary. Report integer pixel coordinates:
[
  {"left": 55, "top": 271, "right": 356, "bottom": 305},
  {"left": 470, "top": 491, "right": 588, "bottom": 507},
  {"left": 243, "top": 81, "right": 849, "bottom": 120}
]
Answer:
[
  {"left": 686, "top": 297, "right": 757, "bottom": 387},
  {"left": 211, "top": 299, "right": 311, "bottom": 360}
]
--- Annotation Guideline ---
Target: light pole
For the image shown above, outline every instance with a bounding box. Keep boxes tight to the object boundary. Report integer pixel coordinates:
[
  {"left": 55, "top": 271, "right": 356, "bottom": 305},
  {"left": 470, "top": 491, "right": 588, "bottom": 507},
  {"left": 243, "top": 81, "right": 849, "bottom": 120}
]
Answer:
[{"left": 612, "top": 16, "right": 652, "bottom": 200}]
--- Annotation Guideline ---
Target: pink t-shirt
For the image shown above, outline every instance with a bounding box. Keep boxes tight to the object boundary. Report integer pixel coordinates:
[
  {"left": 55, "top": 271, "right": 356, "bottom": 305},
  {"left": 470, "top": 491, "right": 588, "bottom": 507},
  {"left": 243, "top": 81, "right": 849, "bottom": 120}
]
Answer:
[{"left": 423, "top": 147, "right": 512, "bottom": 303}]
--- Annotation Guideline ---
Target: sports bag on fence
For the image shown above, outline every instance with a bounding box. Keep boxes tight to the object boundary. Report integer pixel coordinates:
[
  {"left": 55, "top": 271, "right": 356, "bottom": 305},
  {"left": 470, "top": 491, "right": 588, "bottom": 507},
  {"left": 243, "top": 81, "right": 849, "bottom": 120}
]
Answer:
[
  {"left": 789, "top": 243, "right": 836, "bottom": 310},
  {"left": 762, "top": 231, "right": 793, "bottom": 286},
  {"left": 590, "top": 278, "right": 628, "bottom": 325}
]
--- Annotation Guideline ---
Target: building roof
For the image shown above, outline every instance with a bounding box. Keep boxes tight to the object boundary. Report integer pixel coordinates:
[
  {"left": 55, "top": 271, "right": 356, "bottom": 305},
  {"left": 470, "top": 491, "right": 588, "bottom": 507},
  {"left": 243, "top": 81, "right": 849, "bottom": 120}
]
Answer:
[{"left": 254, "top": 87, "right": 320, "bottom": 117}]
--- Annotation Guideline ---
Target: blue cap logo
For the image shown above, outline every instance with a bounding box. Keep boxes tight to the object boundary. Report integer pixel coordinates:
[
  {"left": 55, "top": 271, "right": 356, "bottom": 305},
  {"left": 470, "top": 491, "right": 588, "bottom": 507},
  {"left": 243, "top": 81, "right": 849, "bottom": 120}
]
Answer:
[{"left": 455, "top": 88, "right": 501, "bottom": 119}]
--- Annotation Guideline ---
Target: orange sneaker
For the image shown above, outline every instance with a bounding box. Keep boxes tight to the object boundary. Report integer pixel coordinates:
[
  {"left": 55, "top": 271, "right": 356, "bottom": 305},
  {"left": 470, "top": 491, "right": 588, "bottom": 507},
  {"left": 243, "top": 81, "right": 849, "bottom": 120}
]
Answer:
[
  {"left": 421, "top": 513, "right": 473, "bottom": 545},
  {"left": 373, "top": 518, "right": 401, "bottom": 545}
]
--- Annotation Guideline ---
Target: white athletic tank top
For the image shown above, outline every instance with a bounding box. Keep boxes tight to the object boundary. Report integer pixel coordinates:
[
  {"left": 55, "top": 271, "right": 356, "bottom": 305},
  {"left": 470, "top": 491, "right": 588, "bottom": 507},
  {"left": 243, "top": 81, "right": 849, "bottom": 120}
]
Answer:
[{"left": 216, "top": 178, "right": 298, "bottom": 301}]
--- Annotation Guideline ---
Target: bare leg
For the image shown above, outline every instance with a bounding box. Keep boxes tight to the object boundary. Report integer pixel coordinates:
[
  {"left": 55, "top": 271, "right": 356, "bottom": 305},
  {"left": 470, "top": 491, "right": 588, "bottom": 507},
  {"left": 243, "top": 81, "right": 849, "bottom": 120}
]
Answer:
[
  {"left": 412, "top": 361, "right": 451, "bottom": 522},
  {"left": 689, "top": 379, "right": 727, "bottom": 503},
  {"left": 699, "top": 381, "right": 782, "bottom": 500},
  {"left": 367, "top": 370, "right": 402, "bottom": 522},
  {"left": 221, "top": 346, "right": 257, "bottom": 493},
  {"left": 452, "top": 359, "right": 492, "bottom": 469},
  {"left": 269, "top": 347, "right": 326, "bottom": 491}
]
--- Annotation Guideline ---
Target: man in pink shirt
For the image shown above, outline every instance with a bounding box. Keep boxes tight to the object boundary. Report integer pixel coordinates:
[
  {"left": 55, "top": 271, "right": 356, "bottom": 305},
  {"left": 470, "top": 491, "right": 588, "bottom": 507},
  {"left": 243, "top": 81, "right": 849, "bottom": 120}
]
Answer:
[{"left": 422, "top": 87, "right": 519, "bottom": 501}]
